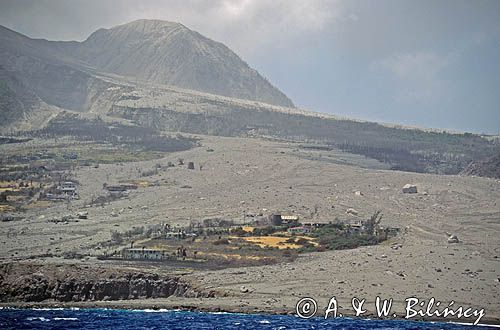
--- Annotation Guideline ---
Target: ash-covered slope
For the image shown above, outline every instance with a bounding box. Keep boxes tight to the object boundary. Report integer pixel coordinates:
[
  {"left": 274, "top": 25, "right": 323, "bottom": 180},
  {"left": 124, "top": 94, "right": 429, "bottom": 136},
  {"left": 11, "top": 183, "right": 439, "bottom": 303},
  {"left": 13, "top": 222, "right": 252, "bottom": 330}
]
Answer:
[
  {"left": 0, "top": 65, "right": 38, "bottom": 126},
  {"left": 61, "top": 19, "right": 293, "bottom": 107},
  {"left": 0, "top": 19, "right": 293, "bottom": 126},
  {"left": 0, "top": 24, "right": 113, "bottom": 123}
]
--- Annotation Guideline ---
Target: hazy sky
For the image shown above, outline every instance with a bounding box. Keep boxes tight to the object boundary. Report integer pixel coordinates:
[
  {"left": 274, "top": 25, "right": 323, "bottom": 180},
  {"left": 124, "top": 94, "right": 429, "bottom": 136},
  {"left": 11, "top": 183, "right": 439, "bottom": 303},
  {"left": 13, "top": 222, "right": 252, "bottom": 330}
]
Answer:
[{"left": 1, "top": 0, "right": 499, "bottom": 134}]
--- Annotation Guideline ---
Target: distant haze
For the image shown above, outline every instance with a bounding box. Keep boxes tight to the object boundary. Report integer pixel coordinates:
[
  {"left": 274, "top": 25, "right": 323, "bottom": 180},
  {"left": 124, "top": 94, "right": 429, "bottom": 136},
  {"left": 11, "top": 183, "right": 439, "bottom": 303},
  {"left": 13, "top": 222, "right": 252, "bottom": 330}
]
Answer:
[{"left": 1, "top": 0, "right": 499, "bottom": 134}]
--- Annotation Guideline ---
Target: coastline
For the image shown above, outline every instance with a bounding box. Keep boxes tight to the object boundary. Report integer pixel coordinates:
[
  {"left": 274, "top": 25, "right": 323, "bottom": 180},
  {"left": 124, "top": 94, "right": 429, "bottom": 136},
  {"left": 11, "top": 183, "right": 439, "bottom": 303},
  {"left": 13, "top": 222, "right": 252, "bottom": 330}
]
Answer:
[
  {"left": 1, "top": 136, "right": 500, "bottom": 328},
  {"left": 1, "top": 298, "right": 499, "bottom": 327}
]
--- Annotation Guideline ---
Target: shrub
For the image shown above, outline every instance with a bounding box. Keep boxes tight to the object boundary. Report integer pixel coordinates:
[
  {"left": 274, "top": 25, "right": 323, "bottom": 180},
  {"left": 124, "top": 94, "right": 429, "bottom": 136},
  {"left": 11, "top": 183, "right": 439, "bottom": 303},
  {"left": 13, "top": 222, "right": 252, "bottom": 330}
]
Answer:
[
  {"left": 110, "top": 230, "right": 123, "bottom": 244},
  {"left": 213, "top": 238, "right": 230, "bottom": 245},
  {"left": 318, "top": 234, "right": 377, "bottom": 250},
  {"left": 296, "top": 237, "right": 310, "bottom": 245},
  {"left": 230, "top": 227, "right": 247, "bottom": 237},
  {"left": 252, "top": 226, "right": 278, "bottom": 236}
]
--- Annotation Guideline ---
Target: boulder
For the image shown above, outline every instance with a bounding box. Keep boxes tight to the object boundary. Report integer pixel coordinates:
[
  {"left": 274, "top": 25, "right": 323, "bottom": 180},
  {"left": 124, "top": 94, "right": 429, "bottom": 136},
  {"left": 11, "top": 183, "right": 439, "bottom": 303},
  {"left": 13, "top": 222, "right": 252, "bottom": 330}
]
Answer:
[
  {"left": 402, "top": 184, "right": 418, "bottom": 194},
  {"left": 346, "top": 208, "right": 358, "bottom": 216}
]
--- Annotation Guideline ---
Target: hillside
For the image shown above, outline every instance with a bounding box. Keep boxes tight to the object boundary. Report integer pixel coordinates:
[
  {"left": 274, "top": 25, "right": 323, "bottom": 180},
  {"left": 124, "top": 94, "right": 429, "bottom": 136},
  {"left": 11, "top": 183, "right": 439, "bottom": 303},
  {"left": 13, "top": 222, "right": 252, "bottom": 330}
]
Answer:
[
  {"left": 0, "top": 66, "right": 38, "bottom": 125},
  {"left": 461, "top": 154, "right": 500, "bottom": 179},
  {"left": 59, "top": 20, "right": 293, "bottom": 107},
  {"left": 0, "top": 20, "right": 293, "bottom": 127},
  {"left": 107, "top": 84, "right": 499, "bottom": 175},
  {"left": 0, "top": 21, "right": 499, "bottom": 177}
]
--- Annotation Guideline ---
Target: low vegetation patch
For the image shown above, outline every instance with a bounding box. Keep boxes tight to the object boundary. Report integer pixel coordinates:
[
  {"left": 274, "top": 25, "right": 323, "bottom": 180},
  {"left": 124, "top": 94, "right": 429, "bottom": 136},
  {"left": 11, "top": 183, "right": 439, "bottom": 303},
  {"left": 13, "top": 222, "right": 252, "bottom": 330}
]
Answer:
[{"left": 99, "top": 211, "right": 397, "bottom": 270}]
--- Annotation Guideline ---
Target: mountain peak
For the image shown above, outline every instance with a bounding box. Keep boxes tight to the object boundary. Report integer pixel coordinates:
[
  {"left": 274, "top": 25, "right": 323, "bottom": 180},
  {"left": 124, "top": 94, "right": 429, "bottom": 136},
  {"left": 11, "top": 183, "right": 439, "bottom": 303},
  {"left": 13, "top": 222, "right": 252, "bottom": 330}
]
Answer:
[
  {"left": 112, "top": 19, "right": 187, "bottom": 33},
  {"left": 84, "top": 19, "right": 188, "bottom": 44},
  {"left": 76, "top": 20, "right": 294, "bottom": 107},
  {"left": 0, "top": 20, "right": 294, "bottom": 108}
]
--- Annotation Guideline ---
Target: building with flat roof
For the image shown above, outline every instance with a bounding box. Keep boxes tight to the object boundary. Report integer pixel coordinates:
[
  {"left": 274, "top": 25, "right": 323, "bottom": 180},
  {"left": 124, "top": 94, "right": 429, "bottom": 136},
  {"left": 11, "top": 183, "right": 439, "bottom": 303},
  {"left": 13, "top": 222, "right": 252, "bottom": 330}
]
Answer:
[{"left": 122, "top": 247, "right": 173, "bottom": 261}]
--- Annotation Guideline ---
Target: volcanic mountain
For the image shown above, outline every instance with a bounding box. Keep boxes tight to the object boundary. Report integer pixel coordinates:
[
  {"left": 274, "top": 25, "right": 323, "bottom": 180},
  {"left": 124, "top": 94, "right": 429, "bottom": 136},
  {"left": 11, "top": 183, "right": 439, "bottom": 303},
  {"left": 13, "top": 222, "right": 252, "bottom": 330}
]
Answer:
[
  {"left": 0, "top": 20, "right": 498, "bottom": 177},
  {"left": 60, "top": 20, "right": 293, "bottom": 107},
  {"left": 0, "top": 19, "right": 293, "bottom": 126}
]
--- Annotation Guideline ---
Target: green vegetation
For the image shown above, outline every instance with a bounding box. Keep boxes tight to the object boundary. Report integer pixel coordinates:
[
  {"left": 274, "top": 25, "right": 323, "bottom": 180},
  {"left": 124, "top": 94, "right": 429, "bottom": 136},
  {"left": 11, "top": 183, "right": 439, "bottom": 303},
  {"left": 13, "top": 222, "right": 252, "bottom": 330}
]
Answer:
[
  {"left": 55, "top": 144, "right": 165, "bottom": 164},
  {"left": 3, "top": 112, "right": 197, "bottom": 166},
  {"left": 119, "top": 105, "right": 500, "bottom": 175},
  {"left": 309, "top": 211, "right": 386, "bottom": 251},
  {"left": 102, "top": 212, "right": 395, "bottom": 269},
  {"left": 315, "top": 232, "right": 378, "bottom": 250},
  {"left": 27, "top": 112, "right": 197, "bottom": 153}
]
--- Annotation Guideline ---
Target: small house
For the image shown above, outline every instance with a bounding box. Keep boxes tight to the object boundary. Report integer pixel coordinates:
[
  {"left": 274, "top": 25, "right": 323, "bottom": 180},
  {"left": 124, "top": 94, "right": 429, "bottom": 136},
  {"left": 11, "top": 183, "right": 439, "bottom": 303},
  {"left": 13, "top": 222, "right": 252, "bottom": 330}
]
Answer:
[
  {"left": 303, "top": 222, "right": 327, "bottom": 228},
  {"left": 122, "top": 247, "right": 173, "bottom": 261},
  {"left": 61, "top": 181, "right": 77, "bottom": 195},
  {"left": 346, "top": 220, "right": 365, "bottom": 233},
  {"left": 166, "top": 231, "right": 185, "bottom": 239},
  {"left": 281, "top": 215, "right": 299, "bottom": 222}
]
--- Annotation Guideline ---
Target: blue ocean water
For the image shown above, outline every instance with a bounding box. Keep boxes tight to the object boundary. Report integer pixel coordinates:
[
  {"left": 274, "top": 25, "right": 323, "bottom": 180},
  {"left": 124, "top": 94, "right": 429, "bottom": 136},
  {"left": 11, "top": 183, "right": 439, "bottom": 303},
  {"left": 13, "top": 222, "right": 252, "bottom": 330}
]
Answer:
[{"left": 0, "top": 308, "right": 496, "bottom": 330}]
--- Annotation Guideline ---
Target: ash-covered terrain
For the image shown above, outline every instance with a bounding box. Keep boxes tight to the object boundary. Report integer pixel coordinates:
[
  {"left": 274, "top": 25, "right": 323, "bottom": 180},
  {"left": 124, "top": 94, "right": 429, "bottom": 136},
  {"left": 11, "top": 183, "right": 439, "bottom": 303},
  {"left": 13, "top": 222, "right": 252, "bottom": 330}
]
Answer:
[{"left": 0, "top": 19, "right": 499, "bottom": 324}]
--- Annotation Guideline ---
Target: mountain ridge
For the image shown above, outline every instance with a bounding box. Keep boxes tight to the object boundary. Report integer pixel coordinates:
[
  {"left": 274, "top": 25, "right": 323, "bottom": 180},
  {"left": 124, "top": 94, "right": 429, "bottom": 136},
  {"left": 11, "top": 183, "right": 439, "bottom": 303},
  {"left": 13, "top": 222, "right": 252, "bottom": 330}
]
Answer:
[
  {"left": 1, "top": 21, "right": 499, "bottom": 178},
  {"left": 68, "top": 19, "right": 293, "bottom": 107},
  {"left": 0, "top": 19, "right": 293, "bottom": 111}
]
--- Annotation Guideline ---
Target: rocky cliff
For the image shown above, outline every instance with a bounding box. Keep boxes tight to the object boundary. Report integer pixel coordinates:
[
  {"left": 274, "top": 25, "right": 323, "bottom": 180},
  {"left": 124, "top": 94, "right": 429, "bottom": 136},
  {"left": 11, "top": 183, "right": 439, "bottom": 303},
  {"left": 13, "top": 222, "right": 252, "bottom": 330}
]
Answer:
[{"left": 0, "top": 263, "right": 216, "bottom": 302}]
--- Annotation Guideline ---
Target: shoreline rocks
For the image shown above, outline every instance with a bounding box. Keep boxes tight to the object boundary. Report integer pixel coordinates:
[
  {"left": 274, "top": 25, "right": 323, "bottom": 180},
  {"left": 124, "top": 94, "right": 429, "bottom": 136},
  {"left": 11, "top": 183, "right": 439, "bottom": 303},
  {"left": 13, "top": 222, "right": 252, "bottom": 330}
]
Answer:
[{"left": 0, "top": 263, "right": 216, "bottom": 303}]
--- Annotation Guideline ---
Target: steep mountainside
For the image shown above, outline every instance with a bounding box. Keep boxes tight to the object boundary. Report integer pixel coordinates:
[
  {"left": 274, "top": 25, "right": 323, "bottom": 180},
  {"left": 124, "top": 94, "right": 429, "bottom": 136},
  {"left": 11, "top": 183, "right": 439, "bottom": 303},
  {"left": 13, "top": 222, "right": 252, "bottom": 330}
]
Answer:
[
  {"left": 0, "top": 65, "right": 38, "bottom": 126},
  {"left": 60, "top": 20, "right": 293, "bottom": 107},
  {"left": 0, "top": 20, "right": 293, "bottom": 111},
  {"left": 0, "top": 19, "right": 292, "bottom": 127}
]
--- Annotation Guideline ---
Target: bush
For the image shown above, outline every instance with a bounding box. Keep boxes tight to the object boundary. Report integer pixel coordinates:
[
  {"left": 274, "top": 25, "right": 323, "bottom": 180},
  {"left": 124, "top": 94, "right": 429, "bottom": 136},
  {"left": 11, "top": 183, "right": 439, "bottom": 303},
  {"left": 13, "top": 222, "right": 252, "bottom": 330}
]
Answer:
[
  {"left": 315, "top": 245, "right": 327, "bottom": 252},
  {"left": 213, "top": 238, "right": 230, "bottom": 245},
  {"left": 124, "top": 226, "right": 144, "bottom": 237},
  {"left": 296, "top": 237, "right": 310, "bottom": 245},
  {"left": 298, "top": 245, "right": 317, "bottom": 253},
  {"left": 230, "top": 227, "right": 247, "bottom": 237},
  {"left": 318, "top": 233, "right": 377, "bottom": 250},
  {"left": 110, "top": 230, "right": 123, "bottom": 243},
  {"left": 252, "top": 226, "right": 278, "bottom": 236}
]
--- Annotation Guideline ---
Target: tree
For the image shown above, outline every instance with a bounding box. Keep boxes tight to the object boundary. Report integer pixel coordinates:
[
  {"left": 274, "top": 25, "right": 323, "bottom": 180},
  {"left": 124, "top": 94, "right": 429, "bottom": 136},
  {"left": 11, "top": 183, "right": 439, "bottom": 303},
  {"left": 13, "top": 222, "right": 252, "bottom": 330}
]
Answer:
[
  {"left": 111, "top": 231, "right": 123, "bottom": 244},
  {"left": 270, "top": 215, "right": 282, "bottom": 226},
  {"left": 365, "top": 211, "right": 382, "bottom": 236}
]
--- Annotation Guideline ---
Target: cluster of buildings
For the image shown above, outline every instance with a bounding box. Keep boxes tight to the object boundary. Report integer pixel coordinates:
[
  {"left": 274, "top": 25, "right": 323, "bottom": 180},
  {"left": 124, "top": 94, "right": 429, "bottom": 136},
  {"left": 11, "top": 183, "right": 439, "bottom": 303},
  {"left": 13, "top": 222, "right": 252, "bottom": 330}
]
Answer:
[
  {"left": 272, "top": 213, "right": 400, "bottom": 239},
  {"left": 116, "top": 210, "right": 400, "bottom": 262},
  {"left": 43, "top": 181, "right": 79, "bottom": 200}
]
